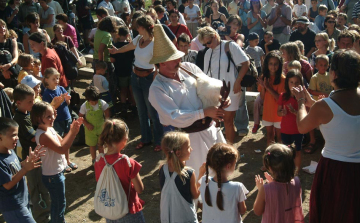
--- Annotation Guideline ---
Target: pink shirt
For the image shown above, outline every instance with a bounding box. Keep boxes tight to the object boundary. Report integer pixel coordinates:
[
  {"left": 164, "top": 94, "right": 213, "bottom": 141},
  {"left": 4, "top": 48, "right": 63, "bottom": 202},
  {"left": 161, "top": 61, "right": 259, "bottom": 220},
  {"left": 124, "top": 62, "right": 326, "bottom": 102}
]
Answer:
[
  {"left": 63, "top": 24, "right": 78, "bottom": 48},
  {"left": 262, "top": 177, "right": 304, "bottom": 223}
]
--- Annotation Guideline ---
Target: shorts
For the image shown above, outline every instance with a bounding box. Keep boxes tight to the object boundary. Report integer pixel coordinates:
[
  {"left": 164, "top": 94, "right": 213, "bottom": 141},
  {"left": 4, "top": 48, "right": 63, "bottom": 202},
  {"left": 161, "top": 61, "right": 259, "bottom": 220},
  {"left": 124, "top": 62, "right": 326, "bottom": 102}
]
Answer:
[
  {"left": 118, "top": 76, "right": 131, "bottom": 88},
  {"left": 1, "top": 205, "right": 36, "bottom": 223},
  {"left": 106, "top": 211, "right": 145, "bottom": 223},
  {"left": 85, "top": 122, "right": 104, "bottom": 146},
  {"left": 281, "top": 133, "right": 303, "bottom": 151},
  {"left": 262, "top": 120, "right": 281, "bottom": 129},
  {"left": 100, "top": 91, "right": 113, "bottom": 108},
  {"left": 53, "top": 119, "right": 72, "bottom": 136}
]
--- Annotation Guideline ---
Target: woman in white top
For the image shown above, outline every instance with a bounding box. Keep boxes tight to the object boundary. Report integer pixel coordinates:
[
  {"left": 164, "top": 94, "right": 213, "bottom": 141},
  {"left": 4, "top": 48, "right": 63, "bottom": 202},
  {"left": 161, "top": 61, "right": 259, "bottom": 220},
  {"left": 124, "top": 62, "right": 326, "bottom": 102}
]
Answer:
[
  {"left": 184, "top": 0, "right": 201, "bottom": 38},
  {"left": 109, "top": 15, "right": 164, "bottom": 152},
  {"left": 293, "top": 49, "right": 360, "bottom": 223},
  {"left": 198, "top": 26, "right": 250, "bottom": 144}
]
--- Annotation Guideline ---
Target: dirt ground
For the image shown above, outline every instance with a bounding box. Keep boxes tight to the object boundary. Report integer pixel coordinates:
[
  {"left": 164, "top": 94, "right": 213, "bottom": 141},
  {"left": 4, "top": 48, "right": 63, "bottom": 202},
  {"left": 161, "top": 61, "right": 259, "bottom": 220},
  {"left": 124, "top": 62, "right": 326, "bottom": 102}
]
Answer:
[{"left": 0, "top": 70, "right": 323, "bottom": 223}]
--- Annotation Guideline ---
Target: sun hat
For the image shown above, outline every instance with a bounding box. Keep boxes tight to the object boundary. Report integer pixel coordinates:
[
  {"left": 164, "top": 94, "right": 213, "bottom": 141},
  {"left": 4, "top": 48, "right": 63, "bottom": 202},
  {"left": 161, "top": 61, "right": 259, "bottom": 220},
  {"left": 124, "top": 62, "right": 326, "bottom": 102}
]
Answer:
[
  {"left": 149, "top": 24, "right": 184, "bottom": 64},
  {"left": 21, "top": 75, "right": 41, "bottom": 89},
  {"left": 296, "top": 16, "right": 310, "bottom": 25}
]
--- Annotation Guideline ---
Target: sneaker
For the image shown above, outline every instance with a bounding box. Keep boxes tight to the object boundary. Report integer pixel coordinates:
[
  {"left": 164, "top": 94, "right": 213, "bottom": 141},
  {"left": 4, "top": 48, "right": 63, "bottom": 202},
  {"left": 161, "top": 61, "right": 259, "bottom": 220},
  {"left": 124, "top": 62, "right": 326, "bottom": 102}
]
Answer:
[
  {"left": 238, "top": 132, "right": 248, "bottom": 137},
  {"left": 252, "top": 124, "right": 261, "bottom": 134}
]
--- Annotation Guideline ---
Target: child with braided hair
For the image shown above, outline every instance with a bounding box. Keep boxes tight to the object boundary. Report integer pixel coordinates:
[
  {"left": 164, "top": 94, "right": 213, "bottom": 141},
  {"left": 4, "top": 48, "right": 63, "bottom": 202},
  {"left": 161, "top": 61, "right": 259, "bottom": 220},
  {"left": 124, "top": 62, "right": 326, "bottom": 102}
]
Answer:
[
  {"left": 199, "top": 143, "right": 248, "bottom": 223},
  {"left": 159, "top": 131, "right": 200, "bottom": 223}
]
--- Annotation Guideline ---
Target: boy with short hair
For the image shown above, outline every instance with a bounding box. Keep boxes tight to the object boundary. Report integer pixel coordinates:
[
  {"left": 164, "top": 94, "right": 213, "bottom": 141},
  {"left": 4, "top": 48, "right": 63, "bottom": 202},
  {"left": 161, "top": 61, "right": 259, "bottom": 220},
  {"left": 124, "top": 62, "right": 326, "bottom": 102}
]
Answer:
[
  {"left": 308, "top": 55, "right": 333, "bottom": 100},
  {"left": 259, "top": 31, "right": 281, "bottom": 54},
  {"left": 337, "top": 13, "right": 348, "bottom": 30},
  {"left": 12, "top": 84, "right": 51, "bottom": 223},
  {"left": 178, "top": 33, "right": 198, "bottom": 63},
  {"left": 245, "top": 32, "right": 265, "bottom": 76},
  {"left": 0, "top": 117, "right": 43, "bottom": 223},
  {"left": 110, "top": 26, "right": 136, "bottom": 115},
  {"left": 314, "top": 4, "right": 328, "bottom": 31},
  {"left": 79, "top": 86, "right": 110, "bottom": 164},
  {"left": 93, "top": 61, "right": 113, "bottom": 113}
]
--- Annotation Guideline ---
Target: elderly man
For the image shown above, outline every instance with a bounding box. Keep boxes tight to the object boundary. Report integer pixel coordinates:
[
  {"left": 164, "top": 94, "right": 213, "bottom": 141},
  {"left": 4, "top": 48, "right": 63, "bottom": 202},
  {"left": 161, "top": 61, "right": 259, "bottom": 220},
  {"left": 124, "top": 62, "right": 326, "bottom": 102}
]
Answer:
[
  {"left": 267, "top": 0, "right": 292, "bottom": 44},
  {"left": 149, "top": 25, "right": 229, "bottom": 173},
  {"left": 289, "top": 16, "right": 316, "bottom": 58}
]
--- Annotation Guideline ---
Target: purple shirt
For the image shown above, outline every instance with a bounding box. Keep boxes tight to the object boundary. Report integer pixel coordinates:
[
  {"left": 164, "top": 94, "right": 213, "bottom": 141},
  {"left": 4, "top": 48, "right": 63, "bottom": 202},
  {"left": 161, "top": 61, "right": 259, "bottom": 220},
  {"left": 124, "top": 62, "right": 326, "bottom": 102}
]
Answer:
[{"left": 63, "top": 24, "right": 78, "bottom": 48}]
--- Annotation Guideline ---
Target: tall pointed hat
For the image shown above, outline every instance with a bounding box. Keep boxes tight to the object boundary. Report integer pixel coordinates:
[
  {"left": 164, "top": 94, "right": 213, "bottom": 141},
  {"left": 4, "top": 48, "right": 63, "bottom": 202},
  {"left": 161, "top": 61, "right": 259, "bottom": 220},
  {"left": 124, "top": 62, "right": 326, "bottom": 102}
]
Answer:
[{"left": 149, "top": 24, "right": 184, "bottom": 64}]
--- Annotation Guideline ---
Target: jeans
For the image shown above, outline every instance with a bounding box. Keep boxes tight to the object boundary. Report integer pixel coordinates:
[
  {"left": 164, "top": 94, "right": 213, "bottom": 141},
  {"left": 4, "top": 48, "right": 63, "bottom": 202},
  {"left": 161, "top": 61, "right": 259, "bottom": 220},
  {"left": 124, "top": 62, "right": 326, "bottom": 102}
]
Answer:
[
  {"left": 2, "top": 205, "right": 36, "bottom": 223},
  {"left": 106, "top": 211, "right": 145, "bottom": 223},
  {"left": 42, "top": 172, "right": 66, "bottom": 223},
  {"left": 234, "top": 87, "right": 249, "bottom": 134},
  {"left": 131, "top": 71, "right": 164, "bottom": 145}
]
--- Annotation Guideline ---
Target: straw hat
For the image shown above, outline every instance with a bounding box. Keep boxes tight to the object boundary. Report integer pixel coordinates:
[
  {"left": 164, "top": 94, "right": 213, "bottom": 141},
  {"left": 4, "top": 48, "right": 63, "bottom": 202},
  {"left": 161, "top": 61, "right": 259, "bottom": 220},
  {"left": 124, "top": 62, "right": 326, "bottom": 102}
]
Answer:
[{"left": 149, "top": 24, "right": 184, "bottom": 64}]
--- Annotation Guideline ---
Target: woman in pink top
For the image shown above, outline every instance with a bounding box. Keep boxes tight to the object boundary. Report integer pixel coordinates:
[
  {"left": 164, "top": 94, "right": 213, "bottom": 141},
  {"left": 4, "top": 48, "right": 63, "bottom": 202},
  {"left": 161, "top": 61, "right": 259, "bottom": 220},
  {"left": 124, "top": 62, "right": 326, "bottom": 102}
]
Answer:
[
  {"left": 253, "top": 144, "right": 304, "bottom": 223},
  {"left": 56, "top": 13, "right": 79, "bottom": 48}
]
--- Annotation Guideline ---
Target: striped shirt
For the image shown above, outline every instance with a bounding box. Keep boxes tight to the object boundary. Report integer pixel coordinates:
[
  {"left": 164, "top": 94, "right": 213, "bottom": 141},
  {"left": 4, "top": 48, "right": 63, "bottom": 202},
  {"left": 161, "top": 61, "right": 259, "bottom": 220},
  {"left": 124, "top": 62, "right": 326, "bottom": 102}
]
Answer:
[{"left": 352, "top": 1, "right": 360, "bottom": 20}]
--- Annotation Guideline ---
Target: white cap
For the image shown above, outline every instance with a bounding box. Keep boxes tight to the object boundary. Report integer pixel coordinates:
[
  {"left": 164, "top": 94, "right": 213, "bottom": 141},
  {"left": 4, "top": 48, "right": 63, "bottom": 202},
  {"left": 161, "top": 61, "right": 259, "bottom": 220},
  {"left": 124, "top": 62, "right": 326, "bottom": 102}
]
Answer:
[{"left": 21, "top": 75, "right": 41, "bottom": 89}]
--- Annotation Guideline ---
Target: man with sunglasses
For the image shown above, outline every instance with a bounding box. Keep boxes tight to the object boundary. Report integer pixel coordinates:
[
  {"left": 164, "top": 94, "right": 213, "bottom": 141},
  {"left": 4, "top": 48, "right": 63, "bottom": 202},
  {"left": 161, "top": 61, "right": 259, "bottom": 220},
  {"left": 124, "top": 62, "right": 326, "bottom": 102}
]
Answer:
[{"left": 289, "top": 16, "right": 316, "bottom": 58}]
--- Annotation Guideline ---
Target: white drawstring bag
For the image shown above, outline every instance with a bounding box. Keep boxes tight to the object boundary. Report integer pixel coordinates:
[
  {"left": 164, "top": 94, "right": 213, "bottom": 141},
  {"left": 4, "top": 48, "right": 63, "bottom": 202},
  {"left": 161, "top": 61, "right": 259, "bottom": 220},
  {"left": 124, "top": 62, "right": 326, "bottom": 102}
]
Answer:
[{"left": 94, "top": 154, "right": 132, "bottom": 220}]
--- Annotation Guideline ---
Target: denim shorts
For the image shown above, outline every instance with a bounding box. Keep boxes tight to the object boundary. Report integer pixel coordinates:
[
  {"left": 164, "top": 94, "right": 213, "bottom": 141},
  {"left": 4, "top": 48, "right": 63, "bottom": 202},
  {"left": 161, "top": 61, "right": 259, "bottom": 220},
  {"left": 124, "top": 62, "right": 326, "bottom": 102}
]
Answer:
[
  {"left": 53, "top": 119, "right": 72, "bottom": 137},
  {"left": 1, "top": 205, "right": 36, "bottom": 223},
  {"left": 281, "top": 133, "right": 304, "bottom": 151}
]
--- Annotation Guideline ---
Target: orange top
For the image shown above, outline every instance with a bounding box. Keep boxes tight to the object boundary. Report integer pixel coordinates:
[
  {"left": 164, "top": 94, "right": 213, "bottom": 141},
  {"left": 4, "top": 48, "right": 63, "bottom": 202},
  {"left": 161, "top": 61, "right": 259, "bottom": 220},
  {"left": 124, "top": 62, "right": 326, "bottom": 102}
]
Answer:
[{"left": 258, "top": 75, "right": 286, "bottom": 123}]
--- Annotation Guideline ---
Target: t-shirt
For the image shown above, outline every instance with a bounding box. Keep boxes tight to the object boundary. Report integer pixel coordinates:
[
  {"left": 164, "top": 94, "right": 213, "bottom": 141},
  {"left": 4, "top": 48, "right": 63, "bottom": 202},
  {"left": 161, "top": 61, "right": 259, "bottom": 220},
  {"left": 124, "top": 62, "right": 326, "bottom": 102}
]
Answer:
[
  {"left": 42, "top": 86, "right": 71, "bottom": 122},
  {"left": 13, "top": 110, "right": 37, "bottom": 159},
  {"left": 289, "top": 28, "right": 316, "bottom": 55},
  {"left": 95, "top": 153, "right": 144, "bottom": 214},
  {"left": 111, "top": 41, "right": 135, "bottom": 77},
  {"left": 259, "top": 38, "right": 281, "bottom": 53},
  {"left": 168, "top": 24, "right": 193, "bottom": 39},
  {"left": 47, "top": 0, "right": 64, "bottom": 17},
  {"left": 184, "top": 5, "right": 200, "bottom": 24},
  {"left": 228, "top": 1, "right": 238, "bottom": 15},
  {"left": 258, "top": 75, "right": 286, "bottom": 123},
  {"left": 199, "top": 176, "right": 248, "bottom": 223},
  {"left": 79, "top": 99, "right": 109, "bottom": 115},
  {"left": 93, "top": 29, "right": 112, "bottom": 62},
  {"left": 268, "top": 4, "right": 292, "bottom": 35},
  {"left": 178, "top": 4, "right": 185, "bottom": 13},
  {"left": 308, "top": 72, "right": 333, "bottom": 100},
  {"left": 293, "top": 4, "right": 307, "bottom": 17},
  {"left": 159, "top": 165, "right": 194, "bottom": 204},
  {"left": 245, "top": 46, "right": 264, "bottom": 67},
  {"left": 0, "top": 150, "right": 28, "bottom": 212},
  {"left": 41, "top": 48, "right": 68, "bottom": 88},
  {"left": 88, "top": 28, "right": 97, "bottom": 39},
  {"left": 247, "top": 10, "right": 267, "bottom": 33},
  {"left": 63, "top": 24, "right": 79, "bottom": 48},
  {"left": 238, "top": 1, "right": 251, "bottom": 25},
  {"left": 18, "top": 70, "right": 29, "bottom": 84},
  {"left": 39, "top": 6, "right": 55, "bottom": 28},
  {"left": 181, "top": 50, "right": 198, "bottom": 63},
  {"left": 314, "top": 15, "right": 325, "bottom": 31},
  {"left": 4, "top": 6, "right": 19, "bottom": 29},
  {"left": 93, "top": 74, "right": 109, "bottom": 93},
  {"left": 277, "top": 93, "right": 300, "bottom": 134},
  {"left": 98, "top": 0, "right": 115, "bottom": 16}
]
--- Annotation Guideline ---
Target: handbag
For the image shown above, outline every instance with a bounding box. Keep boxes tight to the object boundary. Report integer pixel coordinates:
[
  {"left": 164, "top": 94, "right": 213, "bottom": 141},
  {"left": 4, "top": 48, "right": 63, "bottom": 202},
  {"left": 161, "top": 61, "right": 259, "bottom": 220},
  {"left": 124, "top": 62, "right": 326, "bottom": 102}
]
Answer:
[{"left": 76, "top": 48, "right": 86, "bottom": 68}]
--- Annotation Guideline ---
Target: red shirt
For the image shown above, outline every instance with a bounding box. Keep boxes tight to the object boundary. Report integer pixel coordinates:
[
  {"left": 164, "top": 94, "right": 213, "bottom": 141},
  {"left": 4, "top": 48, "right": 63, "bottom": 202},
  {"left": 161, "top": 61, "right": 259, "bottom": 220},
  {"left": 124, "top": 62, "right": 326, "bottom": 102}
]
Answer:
[
  {"left": 277, "top": 92, "right": 300, "bottom": 134},
  {"left": 41, "top": 48, "right": 69, "bottom": 88},
  {"left": 168, "top": 24, "right": 193, "bottom": 39},
  {"left": 95, "top": 153, "right": 144, "bottom": 214}
]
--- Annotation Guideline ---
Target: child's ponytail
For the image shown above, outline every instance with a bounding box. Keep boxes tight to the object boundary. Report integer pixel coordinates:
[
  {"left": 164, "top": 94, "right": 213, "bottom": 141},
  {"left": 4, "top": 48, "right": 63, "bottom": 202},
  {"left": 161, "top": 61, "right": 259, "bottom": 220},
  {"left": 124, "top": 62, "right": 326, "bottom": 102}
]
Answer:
[{"left": 204, "top": 161, "right": 212, "bottom": 207}]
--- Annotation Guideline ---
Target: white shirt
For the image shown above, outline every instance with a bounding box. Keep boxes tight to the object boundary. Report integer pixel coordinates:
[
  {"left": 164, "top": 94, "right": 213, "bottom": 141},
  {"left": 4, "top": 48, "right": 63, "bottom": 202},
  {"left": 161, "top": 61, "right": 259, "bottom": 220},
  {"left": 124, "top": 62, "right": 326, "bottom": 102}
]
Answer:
[
  {"left": 199, "top": 176, "right": 248, "bottom": 223},
  {"left": 293, "top": 4, "right": 307, "bottom": 17},
  {"left": 184, "top": 5, "right": 200, "bottom": 23},
  {"left": 88, "top": 28, "right": 97, "bottom": 39},
  {"left": 98, "top": 0, "right": 115, "bottom": 16},
  {"left": 47, "top": 0, "right": 64, "bottom": 18},
  {"left": 133, "top": 35, "right": 155, "bottom": 70},
  {"left": 112, "top": 0, "right": 122, "bottom": 17},
  {"left": 93, "top": 74, "right": 109, "bottom": 93},
  {"left": 149, "top": 62, "right": 205, "bottom": 128},
  {"left": 79, "top": 99, "right": 109, "bottom": 115},
  {"left": 190, "top": 35, "right": 205, "bottom": 51},
  {"left": 35, "top": 128, "right": 67, "bottom": 176}
]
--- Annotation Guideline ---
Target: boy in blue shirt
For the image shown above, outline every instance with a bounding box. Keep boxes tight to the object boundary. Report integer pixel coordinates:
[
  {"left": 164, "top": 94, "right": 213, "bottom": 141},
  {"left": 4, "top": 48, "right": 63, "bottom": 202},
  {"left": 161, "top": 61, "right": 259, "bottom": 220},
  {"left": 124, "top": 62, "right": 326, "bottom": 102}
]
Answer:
[
  {"left": 314, "top": 4, "right": 328, "bottom": 31},
  {"left": 0, "top": 118, "right": 44, "bottom": 222}
]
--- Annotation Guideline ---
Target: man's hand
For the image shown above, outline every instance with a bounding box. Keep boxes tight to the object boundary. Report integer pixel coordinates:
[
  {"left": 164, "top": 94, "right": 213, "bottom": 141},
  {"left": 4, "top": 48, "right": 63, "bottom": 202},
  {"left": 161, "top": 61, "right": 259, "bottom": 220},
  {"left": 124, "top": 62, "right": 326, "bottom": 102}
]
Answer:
[{"left": 204, "top": 106, "right": 225, "bottom": 121}]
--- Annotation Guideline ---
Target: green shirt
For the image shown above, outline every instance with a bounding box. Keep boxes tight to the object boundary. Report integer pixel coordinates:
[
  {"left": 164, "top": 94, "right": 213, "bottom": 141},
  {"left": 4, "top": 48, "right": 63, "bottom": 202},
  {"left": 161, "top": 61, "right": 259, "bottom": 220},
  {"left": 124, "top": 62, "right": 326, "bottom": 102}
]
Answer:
[{"left": 93, "top": 29, "right": 112, "bottom": 62}]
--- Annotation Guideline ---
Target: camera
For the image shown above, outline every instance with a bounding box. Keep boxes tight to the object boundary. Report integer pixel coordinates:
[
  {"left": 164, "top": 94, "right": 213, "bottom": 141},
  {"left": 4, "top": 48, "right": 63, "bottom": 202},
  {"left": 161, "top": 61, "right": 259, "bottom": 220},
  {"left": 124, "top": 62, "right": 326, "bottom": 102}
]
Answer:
[{"left": 212, "top": 21, "right": 231, "bottom": 36}]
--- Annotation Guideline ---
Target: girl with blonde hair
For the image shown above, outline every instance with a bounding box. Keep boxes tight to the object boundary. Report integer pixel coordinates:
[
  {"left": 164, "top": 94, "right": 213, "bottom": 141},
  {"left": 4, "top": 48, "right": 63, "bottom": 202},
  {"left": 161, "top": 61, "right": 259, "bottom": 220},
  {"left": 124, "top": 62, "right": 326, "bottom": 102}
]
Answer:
[{"left": 309, "top": 32, "right": 335, "bottom": 71}]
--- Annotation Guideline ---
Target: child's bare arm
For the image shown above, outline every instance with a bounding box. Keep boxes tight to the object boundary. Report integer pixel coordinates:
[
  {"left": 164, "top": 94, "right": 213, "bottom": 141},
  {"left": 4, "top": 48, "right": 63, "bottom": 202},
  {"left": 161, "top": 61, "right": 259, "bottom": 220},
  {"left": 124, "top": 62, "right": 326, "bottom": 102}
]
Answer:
[
  {"left": 104, "top": 108, "right": 111, "bottom": 119},
  {"left": 131, "top": 173, "right": 144, "bottom": 194},
  {"left": 238, "top": 201, "right": 247, "bottom": 215},
  {"left": 253, "top": 175, "right": 266, "bottom": 216},
  {"left": 190, "top": 171, "right": 200, "bottom": 199}
]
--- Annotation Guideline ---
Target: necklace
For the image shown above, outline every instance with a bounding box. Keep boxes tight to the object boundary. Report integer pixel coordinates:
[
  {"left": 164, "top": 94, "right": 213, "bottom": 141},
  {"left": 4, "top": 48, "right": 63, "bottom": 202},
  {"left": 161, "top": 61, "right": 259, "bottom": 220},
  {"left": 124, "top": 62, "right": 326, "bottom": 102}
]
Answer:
[{"left": 329, "top": 88, "right": 349, "bottom": 97}]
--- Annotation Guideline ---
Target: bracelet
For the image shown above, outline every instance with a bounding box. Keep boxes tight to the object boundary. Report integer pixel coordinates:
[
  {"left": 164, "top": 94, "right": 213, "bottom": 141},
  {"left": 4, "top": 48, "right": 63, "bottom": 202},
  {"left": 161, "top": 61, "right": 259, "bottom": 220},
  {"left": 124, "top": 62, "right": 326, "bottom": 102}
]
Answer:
[{"left": 297, "top": 98, "right": 305, "bottom": 102}]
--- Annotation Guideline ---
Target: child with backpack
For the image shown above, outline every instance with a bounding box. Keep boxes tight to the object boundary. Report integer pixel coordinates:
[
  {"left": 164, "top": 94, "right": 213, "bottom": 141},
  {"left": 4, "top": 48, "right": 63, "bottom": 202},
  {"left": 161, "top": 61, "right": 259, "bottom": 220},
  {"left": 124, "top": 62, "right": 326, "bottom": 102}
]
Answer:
[
  {"left": 159, "top": 131, "right": 201, "bottom": 223},
  {"left": 253, "top": 143, "right": 304, "bottom": 223},
  {"left": 94, "top": 119, "right": 145, "bottom": 222},
  {"left": 200, "top": 143, "right": 248, "bottom": 223},
  {"left": 41, "top": 67, "right": 77, "bottom": 173},
  {"left": 31, "top": 101, "right": 83, "bottom": 223}
]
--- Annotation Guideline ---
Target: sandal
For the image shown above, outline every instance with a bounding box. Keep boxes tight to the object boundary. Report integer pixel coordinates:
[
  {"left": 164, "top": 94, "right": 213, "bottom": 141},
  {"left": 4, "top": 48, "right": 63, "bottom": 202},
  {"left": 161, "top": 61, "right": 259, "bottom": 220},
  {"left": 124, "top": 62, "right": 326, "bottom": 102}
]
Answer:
[
  {"left": 65, "top": 166, "right": 72, "bottom": 173},
  {"left": 154, "top": 145, "right": 161, "bottom": 152},
  {"left": 68, "top": 162, "right": 78, "bottom": 170},
  {"left": 303, "top": 143, "right": 316, "bottom": 154},
  {"left": 135, "top": 142, "right": 152, "bottom": 150}
]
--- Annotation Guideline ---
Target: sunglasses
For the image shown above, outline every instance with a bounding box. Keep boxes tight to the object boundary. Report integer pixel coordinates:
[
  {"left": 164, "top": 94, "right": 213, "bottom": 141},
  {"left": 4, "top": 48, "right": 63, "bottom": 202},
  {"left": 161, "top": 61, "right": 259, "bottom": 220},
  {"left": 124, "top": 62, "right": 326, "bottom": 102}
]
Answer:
[{"left": 203, "top": 37, "right": 213, "bottom": 47}]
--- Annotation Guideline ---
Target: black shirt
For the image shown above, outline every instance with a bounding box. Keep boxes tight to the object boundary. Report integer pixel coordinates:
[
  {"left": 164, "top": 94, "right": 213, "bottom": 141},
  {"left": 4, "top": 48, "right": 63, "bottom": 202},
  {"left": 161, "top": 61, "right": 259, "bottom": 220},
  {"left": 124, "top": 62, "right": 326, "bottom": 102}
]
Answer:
[
  {"left": 13, "top": 110, "right": 37, "bottom": 159},
  {"left": 195, "top": 47, "right": 209, "bottom": 71},
  {"left": 178, "top": 4, "right": 185, "bottom": 13},
  {"left": 111, "top": 42, "right": 135, "bottom": 77},
  {"left": 205, "top": 5, "right": 229, "bottom": 19},
  {"left": 259, "top": 38, "right": 281, "bottom": 53},
  {"left": 162, "top": 24, "right": 176, "bottom": 41},
  {"left": 159, "top": 165, "right": 194, "bottom": 204},
  {"left": 289, "top": 28, "right": 316, "bottom": 56}
]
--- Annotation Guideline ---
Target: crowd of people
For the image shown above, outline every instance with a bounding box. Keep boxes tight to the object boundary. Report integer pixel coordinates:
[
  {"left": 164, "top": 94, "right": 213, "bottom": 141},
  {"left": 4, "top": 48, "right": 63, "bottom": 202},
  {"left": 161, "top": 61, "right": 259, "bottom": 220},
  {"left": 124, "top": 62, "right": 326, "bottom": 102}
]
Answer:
[{"left": 0, "top": 0, "right": 360, "bottom": 222}]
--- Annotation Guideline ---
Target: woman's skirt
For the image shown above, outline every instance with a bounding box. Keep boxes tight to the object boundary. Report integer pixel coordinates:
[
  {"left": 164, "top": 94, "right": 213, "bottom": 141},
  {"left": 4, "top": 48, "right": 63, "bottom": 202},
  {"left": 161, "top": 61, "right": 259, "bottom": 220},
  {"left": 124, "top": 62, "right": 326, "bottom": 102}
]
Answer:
[{"left": 309, "top": 155, "right": 360, "bottom": 223}]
